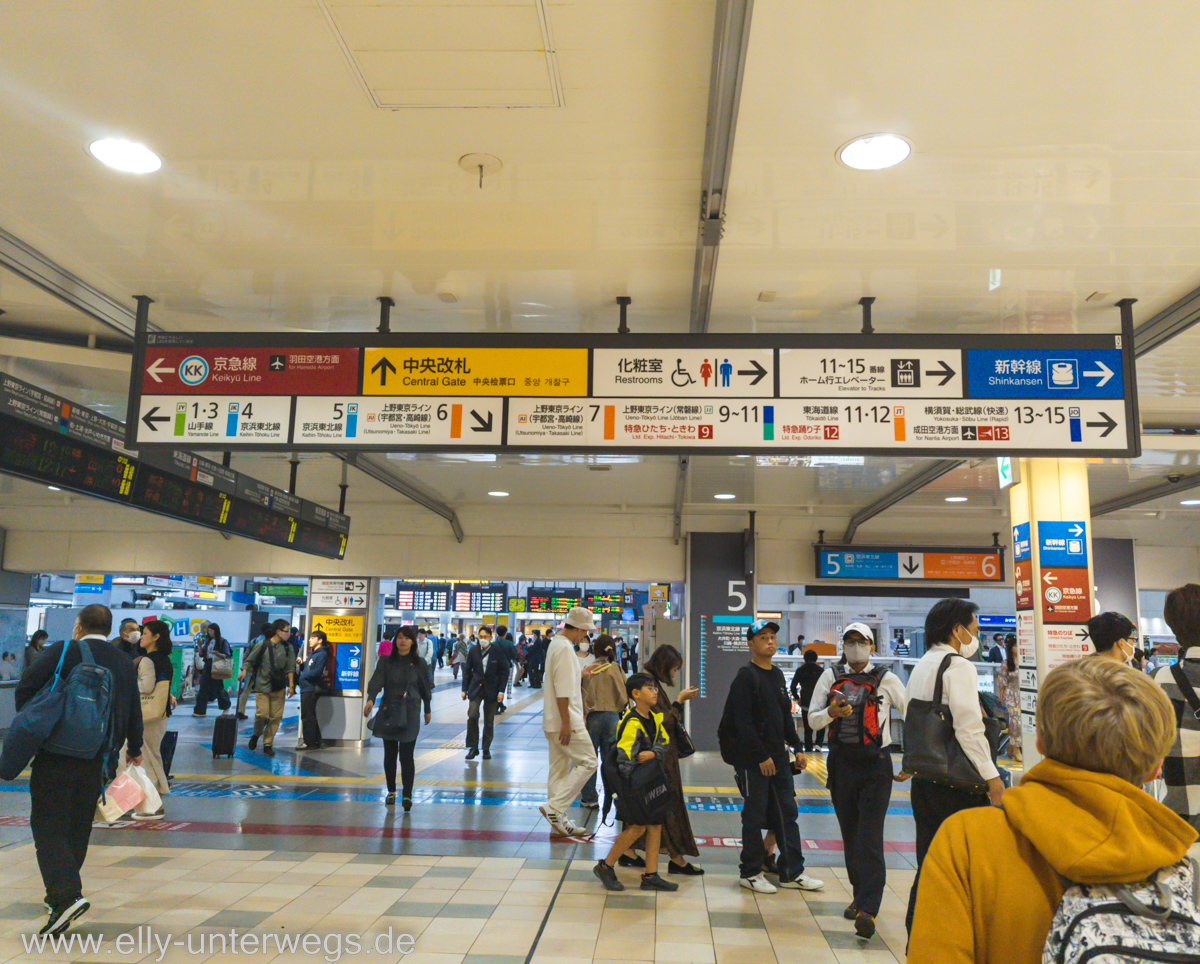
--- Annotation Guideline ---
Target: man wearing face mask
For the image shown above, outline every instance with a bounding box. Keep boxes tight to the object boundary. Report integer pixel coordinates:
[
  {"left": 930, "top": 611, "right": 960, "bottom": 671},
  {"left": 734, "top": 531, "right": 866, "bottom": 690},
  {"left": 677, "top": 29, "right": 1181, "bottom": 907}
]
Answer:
[
  {"left": 1086, "top": 611, "right": 1139, "bottom": 664},
  {"left": 805, "top": 624, "right": 908, "bottom": 940},
  {"left": 112, "top": 619, "right": 142, "bottom": 658},
  {"left": 903, "top": 598, "right": 1004, "bottom": 938}
]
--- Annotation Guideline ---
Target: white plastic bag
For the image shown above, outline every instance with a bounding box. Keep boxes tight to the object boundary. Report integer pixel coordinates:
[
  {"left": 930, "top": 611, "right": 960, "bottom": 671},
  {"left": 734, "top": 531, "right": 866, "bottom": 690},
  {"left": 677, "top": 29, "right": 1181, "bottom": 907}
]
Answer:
[
  {"left": 96, "top": 770, "right": 144, "bottom": 823},
  {"left": 126, "top": 764, "right": 162, "bottom": 815}
]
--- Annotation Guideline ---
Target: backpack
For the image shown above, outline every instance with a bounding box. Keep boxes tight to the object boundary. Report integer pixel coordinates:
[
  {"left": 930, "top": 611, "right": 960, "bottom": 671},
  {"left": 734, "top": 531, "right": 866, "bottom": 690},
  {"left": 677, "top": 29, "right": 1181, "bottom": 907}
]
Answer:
[
  {"left": 43, "top": 640, "right": 113, "bottom": 760},
  {"left": 1043, "top": 857, "right": 1200, "bottom": 963},
  {"left": 320, "top": 649, "right": 336, "bottom": 694},
  {"left": 717, "top": 691, "right": 740, "bottom": 766},
  {"left": 255, "top": 640, "right": 288, "bottom": 691},
  {"left": 600, "top": 715, "right": 674, "bottom": 827},
  {"left": 827, "top": 665, "right": 887, "bottom": 753}
]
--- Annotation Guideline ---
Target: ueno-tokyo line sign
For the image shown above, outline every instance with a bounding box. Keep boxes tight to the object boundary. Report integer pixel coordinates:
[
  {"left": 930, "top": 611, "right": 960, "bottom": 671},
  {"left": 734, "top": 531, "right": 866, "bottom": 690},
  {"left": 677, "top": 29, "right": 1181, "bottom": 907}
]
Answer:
[{"left": 130, "top": 331, "right": 1139, "bottom": 457}]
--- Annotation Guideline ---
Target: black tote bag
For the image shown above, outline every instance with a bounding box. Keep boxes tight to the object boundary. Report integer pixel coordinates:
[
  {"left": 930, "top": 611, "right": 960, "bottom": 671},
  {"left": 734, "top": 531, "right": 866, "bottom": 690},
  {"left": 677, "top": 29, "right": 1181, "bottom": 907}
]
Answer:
[{"left": 902, "top": 653, "right": 995, "bottom": 794}]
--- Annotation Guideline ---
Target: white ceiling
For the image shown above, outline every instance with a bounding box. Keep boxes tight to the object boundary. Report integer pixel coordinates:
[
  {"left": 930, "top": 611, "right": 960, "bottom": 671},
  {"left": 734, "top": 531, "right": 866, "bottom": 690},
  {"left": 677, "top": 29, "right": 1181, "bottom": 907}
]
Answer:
[{"left": 3, "top": 0, "right": 1200, "bottom": 542}]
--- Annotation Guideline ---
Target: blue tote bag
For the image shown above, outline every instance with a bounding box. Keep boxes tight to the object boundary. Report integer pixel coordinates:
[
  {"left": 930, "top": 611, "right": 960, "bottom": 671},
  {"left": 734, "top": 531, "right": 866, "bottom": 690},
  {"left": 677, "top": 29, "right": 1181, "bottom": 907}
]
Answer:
[{"left": 0, "top": 643, "right": 69, "bottom": 779}]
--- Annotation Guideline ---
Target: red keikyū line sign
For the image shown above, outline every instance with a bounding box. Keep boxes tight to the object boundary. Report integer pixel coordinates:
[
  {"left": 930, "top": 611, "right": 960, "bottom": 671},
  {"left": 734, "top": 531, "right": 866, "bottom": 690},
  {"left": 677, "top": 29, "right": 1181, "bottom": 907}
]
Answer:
[{"left": 141, "top": 347, "right": 359, "bottom": 395}]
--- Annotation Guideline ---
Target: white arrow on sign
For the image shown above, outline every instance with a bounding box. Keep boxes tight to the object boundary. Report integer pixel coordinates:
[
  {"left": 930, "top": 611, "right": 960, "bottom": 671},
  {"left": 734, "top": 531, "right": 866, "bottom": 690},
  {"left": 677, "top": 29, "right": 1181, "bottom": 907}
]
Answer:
[
  {"left": 1083, "top": 361, "right": 1114, "bottom": 387},
  {"left": 1043, "top": 572, "right": 1058, "bottom": 584},
  {"left": 1068, "top": 524, "right": 1084, "bottom": 538},
  {"left": 146, "top": 358, "right": 174, "bottom": 383}
]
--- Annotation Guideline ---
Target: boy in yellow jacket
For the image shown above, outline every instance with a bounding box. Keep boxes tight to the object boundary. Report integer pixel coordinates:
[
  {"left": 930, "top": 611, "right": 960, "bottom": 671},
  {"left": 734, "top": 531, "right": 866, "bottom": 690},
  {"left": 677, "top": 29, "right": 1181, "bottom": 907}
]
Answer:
[{"left": 908, "top": 656, "right": 1197, "bottom": 964}]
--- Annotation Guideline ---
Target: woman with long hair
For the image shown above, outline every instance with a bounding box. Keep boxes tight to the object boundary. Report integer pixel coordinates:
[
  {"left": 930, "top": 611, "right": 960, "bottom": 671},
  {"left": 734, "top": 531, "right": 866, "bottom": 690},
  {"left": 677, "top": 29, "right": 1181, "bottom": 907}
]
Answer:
[
  {"left": 125, "top": 619, "right": 174, "bottom": 818},
  {"left": 630, "top": 644, "right": 703, "bottom": 875},
  {"left": 580, "top": 634, "right": 627, "bottom": 809},
  {"left": 192, "top": 621, "right": 231, "bottom": 716},
  {"left": 993, "top": 633, "right": 1022, "bottom": 763},
  {"left": 364, "top": 626, "right": 432, "bottom": 811}
]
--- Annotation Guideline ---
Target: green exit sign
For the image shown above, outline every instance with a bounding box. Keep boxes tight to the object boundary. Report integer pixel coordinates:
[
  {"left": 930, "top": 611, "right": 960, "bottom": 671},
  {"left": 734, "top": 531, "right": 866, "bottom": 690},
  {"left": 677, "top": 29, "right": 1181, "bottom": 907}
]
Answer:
[{"left": 255, "top": 583, "right": 306, "bottom": 597}]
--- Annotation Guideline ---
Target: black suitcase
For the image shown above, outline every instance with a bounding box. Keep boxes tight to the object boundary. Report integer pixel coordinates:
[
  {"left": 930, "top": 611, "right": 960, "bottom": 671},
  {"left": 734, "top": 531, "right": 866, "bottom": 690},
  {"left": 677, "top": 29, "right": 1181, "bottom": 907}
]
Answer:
[
  {"left": 159, "top": 730, "right": 178, "bottom": 778},
  {"left": 212, "top": 714, "right": 237, "bottom": 759}
]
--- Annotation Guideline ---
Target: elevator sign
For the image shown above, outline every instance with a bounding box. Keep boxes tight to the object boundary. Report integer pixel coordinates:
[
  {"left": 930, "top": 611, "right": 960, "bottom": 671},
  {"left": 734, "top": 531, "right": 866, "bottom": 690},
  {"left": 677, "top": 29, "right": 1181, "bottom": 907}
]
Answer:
[{"left": 130, "top": 330, "right": 1139, "bottom": 458}]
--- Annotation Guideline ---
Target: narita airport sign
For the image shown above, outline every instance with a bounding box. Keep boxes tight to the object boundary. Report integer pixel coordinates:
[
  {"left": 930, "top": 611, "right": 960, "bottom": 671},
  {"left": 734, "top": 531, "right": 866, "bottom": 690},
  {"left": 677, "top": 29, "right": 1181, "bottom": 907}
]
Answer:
[{"left": 130, "top": 330, "right": 1140, "bottom": 458}]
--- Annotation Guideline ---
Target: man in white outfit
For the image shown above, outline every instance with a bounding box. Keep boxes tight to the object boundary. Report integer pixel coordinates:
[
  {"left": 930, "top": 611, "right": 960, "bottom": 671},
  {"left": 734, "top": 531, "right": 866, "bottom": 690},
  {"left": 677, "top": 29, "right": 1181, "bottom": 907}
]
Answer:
[{"left": 539, "top": 606, "right": 598, "bottom": 838}]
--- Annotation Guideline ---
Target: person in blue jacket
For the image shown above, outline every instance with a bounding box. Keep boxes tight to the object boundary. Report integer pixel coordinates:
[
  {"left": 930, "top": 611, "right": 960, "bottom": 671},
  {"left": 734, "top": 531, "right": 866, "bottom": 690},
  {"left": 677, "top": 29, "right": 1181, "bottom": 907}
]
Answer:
[{"left": 297, "top": 630, "right": 331, "bottom": 751}]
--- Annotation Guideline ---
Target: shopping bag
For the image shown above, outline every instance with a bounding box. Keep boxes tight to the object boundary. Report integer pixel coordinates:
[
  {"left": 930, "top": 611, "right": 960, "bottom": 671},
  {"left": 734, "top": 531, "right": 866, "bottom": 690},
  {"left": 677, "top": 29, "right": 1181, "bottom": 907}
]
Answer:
[
  {"left": 96, "top": 770, "right": 144, "bottom": 822},
  {"left": 127, "top": 764, "right": 162, "bottom": 815}
]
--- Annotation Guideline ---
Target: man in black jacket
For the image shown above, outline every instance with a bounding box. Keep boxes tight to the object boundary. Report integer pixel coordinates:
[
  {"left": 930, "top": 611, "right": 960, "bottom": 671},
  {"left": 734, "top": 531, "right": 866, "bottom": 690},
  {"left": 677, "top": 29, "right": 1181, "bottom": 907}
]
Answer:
[
  {"left": 462, "top": 626, "right": 510, "bottom": 760},
  {"left": 723, "top": 619, "right": 824, "bottom": 895},
  {"left": 17, "top": 604, "right": 143, "bottom": 935}
]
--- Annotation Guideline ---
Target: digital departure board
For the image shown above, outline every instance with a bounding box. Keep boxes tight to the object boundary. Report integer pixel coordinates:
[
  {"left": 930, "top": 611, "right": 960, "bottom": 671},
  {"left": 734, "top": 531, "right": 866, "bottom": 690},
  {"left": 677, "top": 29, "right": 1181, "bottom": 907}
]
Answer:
[
  {"left": 395, "top": 584, "right": 451, "bottom": 611},
  {"left": 0, "top": 415, "right": 135, "bottom": 503},
  {"left": 452, "top": 583, "right": 507, "bottom": 613},
  {"left": 134, "top": 467, "right": 232, "bottom": 528},
  {"left": 585, "top": 592, "right": 631, "bottom": 615},
  {"left": 527, "top": 588, "right": 582, "bottom": 614}
]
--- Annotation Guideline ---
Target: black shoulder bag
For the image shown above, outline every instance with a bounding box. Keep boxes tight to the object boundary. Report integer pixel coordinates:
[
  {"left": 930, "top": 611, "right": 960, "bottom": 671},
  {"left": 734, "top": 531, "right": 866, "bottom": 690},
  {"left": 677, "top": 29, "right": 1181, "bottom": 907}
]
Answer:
[
  {"left": 902, "top": 653, "right": 998, "bottom": 794},
  {"left": 1171, "top": 662, "right": 1200, "bottom": 721}
]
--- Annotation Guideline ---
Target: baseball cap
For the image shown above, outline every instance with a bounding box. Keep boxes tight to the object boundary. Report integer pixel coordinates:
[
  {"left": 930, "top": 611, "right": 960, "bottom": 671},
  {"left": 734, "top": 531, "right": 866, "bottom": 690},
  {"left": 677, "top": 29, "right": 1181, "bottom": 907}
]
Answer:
[
  {"left": 842, "top": 622, "right": 875, "bottom": 643},
  {"left": 746, "top": 618, "right": 780, "bottom": 640},
  {"left": 564, "top": 606, "right": 596, "bottom": 630}
]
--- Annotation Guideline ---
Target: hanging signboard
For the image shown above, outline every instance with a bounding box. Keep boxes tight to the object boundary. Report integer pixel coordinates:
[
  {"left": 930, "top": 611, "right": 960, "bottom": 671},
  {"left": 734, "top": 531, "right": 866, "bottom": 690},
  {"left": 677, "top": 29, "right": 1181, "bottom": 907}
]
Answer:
[
  {"left": 815, "top": 545, "right": 1005, "bottom": 582},
  {"left": 129, "top": 330, "right": 1140, "bottom": 458}
]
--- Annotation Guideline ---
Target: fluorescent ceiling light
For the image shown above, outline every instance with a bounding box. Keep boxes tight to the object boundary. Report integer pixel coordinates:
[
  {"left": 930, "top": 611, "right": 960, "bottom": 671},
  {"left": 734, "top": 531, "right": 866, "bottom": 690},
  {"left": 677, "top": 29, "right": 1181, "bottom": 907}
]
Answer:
[
  {"left": 945, "top": 496, "right": 969, "bottom": 503},
  {"left": 487, "top": 491, "right": 509, "bottom": 497},
  {"left": 1181, "top": 500, "right": 1200, "bottom": 506},
  {"left": 47, "top": 486, "right": 61, "bottom": 491},
  {"left": 837, "top": 133, "right": 912, "bottom": 171},
  {"left": 714, "top": 493, "right": 737, "bottom": 500},
  {"left": 88, "top": 138, "right": 162, "bottom": 174}
]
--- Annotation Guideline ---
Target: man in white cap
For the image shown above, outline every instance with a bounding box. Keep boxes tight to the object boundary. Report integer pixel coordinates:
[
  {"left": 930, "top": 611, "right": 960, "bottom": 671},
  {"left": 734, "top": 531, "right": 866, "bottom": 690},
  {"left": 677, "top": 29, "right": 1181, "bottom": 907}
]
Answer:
[
  {"left": 805, "top": 622, "right": 908, "bottom": 940},
  {"left": 539, "top": 606, "right": 599, "bottom": 837}
]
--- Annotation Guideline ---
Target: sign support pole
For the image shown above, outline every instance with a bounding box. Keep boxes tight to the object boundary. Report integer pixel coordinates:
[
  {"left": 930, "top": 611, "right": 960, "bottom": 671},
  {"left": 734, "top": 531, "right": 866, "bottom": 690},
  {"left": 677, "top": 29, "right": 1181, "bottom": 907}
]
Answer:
[
  {"left": 123, "top": 295, "right": 153, "bottom": 449},
  {"left": 1010, "top": 458, "right": 1096, "bottom": 769}
]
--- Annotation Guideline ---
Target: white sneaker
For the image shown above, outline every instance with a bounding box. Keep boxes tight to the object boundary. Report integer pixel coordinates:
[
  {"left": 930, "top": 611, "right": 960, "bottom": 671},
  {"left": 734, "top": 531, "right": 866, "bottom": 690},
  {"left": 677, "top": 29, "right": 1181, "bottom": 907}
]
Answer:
[
  {"left": 538, "top": 806, "right": 568, "bottom": 835},
  {"left": 739, "top": 873, "right": 777, "bottom": 894},
  {"left": 778, "top": 872, "right": 825, "bottom": 891},
  {"left": 559, "top": 817, "right": 594, "bottom": 839}
]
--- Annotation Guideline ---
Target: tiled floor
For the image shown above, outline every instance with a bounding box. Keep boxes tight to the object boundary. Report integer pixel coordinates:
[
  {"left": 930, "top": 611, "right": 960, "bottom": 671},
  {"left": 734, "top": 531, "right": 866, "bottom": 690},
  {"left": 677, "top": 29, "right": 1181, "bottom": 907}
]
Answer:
[{"left": 0, "top": 667, "right": 943, "bottom": 963}]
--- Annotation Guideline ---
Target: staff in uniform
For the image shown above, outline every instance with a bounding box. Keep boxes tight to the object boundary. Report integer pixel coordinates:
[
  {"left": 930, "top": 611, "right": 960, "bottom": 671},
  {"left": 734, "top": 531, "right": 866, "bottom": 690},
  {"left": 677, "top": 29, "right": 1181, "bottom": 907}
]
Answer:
[{"left": 806, "top": 623, "right": 908, "bottom": 939}]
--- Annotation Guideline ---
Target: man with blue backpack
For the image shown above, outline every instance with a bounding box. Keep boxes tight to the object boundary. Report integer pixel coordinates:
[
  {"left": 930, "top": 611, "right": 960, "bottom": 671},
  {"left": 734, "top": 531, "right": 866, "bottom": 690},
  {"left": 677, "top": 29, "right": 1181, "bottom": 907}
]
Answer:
[{"left": 15, "top": 604, "right": 143, "bottom": 936}]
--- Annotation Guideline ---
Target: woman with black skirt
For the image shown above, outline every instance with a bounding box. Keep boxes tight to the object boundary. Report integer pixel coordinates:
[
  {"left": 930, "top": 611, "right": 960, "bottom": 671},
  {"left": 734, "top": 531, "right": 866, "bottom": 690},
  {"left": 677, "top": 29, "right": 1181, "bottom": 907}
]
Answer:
[{"left": 364, "top": 625, "right": 432, "bottom": 811}]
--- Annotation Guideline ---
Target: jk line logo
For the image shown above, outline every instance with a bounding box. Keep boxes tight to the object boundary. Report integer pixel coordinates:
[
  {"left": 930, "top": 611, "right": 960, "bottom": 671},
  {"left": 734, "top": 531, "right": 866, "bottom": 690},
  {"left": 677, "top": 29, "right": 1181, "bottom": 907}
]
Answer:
[{"left": 179, "top": 356, "right": 209, "bottom": 386}]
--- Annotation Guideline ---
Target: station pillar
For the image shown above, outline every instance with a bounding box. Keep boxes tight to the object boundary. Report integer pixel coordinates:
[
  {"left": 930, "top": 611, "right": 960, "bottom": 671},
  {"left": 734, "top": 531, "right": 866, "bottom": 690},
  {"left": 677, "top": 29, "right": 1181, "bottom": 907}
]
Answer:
[
  {"left": 308, "top": 577, "right": 380, "bottom": 747},
  {"left": 1009, "top": 459, "right": 1096, "bottom": 768}
]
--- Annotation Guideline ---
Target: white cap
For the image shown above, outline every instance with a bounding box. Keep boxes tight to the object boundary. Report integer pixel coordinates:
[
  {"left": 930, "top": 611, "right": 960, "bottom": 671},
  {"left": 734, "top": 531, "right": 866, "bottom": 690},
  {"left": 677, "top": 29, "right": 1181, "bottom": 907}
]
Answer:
[
  {"left": 564, "top": 606, "right": 596, "bottom": 630},
  {"left": 843, "top": 622, "right": 875, "bottom": 643}
]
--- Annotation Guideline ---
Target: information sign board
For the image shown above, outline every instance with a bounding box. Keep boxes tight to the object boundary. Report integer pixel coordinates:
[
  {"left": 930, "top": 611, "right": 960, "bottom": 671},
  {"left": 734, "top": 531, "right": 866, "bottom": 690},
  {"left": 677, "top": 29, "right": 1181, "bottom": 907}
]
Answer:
[
  {"left": 1037, "top": 521, "right": 1089, "bottom": 567},
  {"left": 527, "top": 588, "right": 581, "bottom": 614},
  {"left": 816, "top": 546, "right": 1004, "bottom": 582},
  {"left": 394, "top": 584, "right": 450, "bottom": 611},
  {"left": 130, "top": 331, "right": 1140, "bottom": 458},
  {"left": 585, "top": 592, "right": 631, "bottom": 615},
  {"left": 452, "top": 583, "right": 507, "bottom": 613}
]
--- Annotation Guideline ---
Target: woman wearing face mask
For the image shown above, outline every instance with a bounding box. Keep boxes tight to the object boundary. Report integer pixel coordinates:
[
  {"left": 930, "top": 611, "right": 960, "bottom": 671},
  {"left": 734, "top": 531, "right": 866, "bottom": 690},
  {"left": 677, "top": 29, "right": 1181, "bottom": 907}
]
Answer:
[
  {"left": 805, "top": 624, "right": 908, "bottom": 939},
  {"left": 364, "top": 625, "right": 432, "bottom": 810},
  {"left": 902, "top": 598, "right": 1006, "bottom": 938}
]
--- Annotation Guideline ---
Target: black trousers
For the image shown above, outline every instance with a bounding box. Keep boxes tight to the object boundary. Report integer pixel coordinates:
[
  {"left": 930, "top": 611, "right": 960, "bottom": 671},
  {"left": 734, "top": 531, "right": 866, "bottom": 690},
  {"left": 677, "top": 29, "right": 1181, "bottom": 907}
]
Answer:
[
  {"left": 383, "top": 740, "right": 416, "bottom": 796},
  {"left": 466, "top": 697, "right": 497, "bottom": 752},
  {"left": 737, "top": 763, "right": 806, "bottom": 881},
  {"left": 905, "top": 778, "right": 989, "bottom": 935},
  {"left": 800, "top": 710, "right": 826, "bottom": 752},
  {"left": 300, "top": 691, "right": 323, "bottom": 747},
  {"left": 193, "top": 669, "right": 230, "bottom": 713},
  {"left": 30, "top": 753, "right": 104, "bottom": 907},
  {"left": 828, "top": 748, "right": 892, "bottom": 917}
]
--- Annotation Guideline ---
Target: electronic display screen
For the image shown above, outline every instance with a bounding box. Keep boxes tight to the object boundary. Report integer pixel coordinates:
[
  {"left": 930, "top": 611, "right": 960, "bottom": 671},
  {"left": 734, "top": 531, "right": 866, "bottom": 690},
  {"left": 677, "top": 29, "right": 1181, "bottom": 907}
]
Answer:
[
  {"left": 395, "top": 584, "right": 451, "bottom": 611},
  {"left": 226, "top": 501, "right": 295, "bottom": 549},
  {"left": 0, "top": 414, "right": 134, "bottom": 502},
  {"left": 585, "top": 592, "right": 631, "bottom": 615},
  {"left": 133, "top": 467, "right": 232, "bottom": 528},
  {"left": 527, "top": 588, "right": 581, "bottom": 614},
  {"left": 292, "top": 521, "right": 347, "bottom": 560},
  {"left": 452, "top": 583, "right": 507, "bottom": 613}
]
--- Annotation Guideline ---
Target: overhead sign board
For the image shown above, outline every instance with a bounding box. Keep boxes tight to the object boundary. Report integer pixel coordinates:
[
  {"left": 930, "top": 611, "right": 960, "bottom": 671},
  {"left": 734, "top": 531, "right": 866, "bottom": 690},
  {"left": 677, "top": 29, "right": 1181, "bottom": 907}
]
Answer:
[
  {"left": 816, "top": 546, "right": 1005, "bottom": 582},
  {"left": 130, "top": 331, "right": 1139, "bottom": 457},
  {"left": 1037, "top": 521, "right": 1089, "bottom": 567}
]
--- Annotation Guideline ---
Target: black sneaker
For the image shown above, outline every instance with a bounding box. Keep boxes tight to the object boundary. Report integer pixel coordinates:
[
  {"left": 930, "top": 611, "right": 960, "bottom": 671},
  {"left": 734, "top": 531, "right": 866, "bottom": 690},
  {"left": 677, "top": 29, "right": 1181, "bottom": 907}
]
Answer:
[
  {"left": 248, "top": 734, "right": 258, "bottom": 751},
  {"left": 640, "top": 873, "right": 678, "bottom": 892},
  {"left": 482, "top": 750, "right": 491, "bottom": 760},
  {"left": 667, "top": 862, "right": 704, "bottom": 876},
  {"left": 466, "top": 748, "right": 479, "bottom": 760},
  {"left": 855, "top": 911, "right": 876, "bottom": 939},
  {"left": 263, "top": 746, "right": 275, "bottom": 758},
  {"left": 617, "top": 854, "right": 646, "bottom": 868},
  {"left": 40, "top": 897, "right": 89, "bottom": 936},
  {"left": 593, "top": 861, "right": 624, "bottom": 892},
  {"left": 843, "top": 903, "right": 857, "bottom": 921},
  {"left": 385, "top": 792, "right": 396, "bottom": 806},
  {"left": 403, "top": 798, "right": 412, "bottom": 812}
]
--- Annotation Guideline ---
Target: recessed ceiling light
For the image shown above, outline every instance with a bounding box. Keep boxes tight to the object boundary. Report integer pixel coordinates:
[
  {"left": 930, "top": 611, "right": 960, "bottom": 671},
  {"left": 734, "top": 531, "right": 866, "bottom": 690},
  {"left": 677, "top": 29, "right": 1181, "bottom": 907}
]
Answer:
[
  {"left": 487, "top": 491, "right": 509, "bottom": 497},
  {"left": 945, "top": 496, "right": 969, "bottom": 503},
  {"left": 714, "top": 493, "right": 737, "bottom": 500},
  {"left": 87, "top": 138, "right": 162, "bottom": 174},
  {"left": 837, "top": 133, "right": 912, "bottom": 171},
  {"left": 1181, "top": 500, "right": 1200, "bottom": 506}
]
